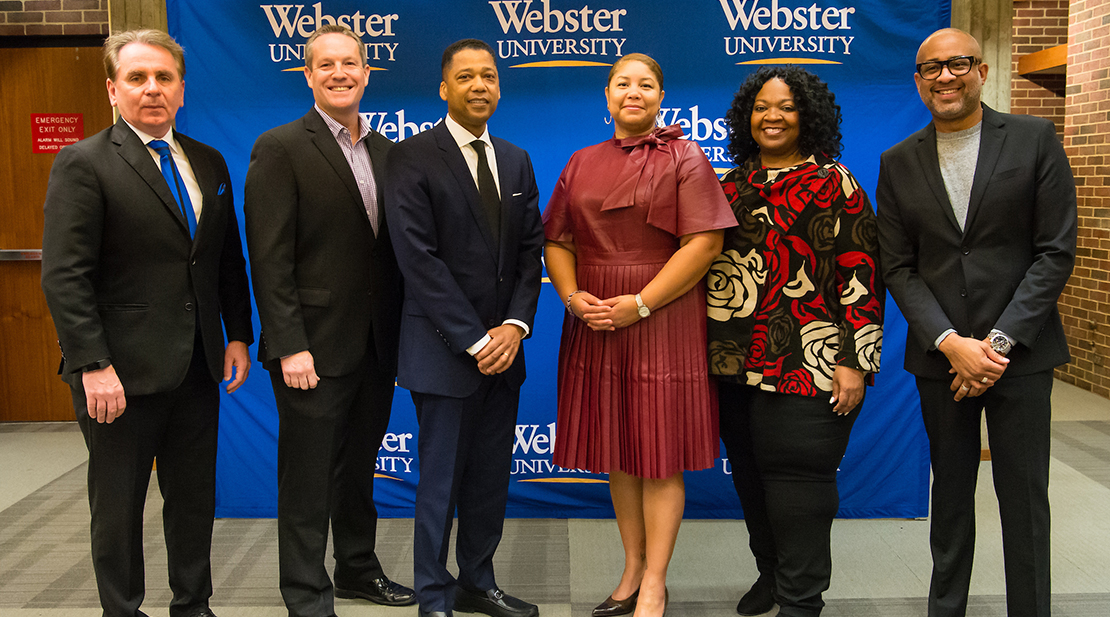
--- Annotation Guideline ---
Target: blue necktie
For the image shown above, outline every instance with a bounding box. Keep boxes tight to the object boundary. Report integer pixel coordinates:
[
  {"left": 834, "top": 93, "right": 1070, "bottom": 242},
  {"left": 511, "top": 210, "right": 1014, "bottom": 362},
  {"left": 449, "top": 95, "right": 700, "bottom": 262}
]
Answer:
[{"left": 148, "top": 139, "right": 197, "bottom": 238}]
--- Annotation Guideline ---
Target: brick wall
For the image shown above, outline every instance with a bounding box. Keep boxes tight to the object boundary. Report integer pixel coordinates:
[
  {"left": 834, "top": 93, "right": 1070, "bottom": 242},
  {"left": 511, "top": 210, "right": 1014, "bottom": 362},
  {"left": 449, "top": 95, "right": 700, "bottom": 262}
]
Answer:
[
  {"left": 0, "top": 0, "right": 108, "bottom": 36},
  {"left": 1011, "top": 0, "right": 1069, "bottom": 141},
  {"left": 1059, "top": 0, "right": 1110, "bottom": 397}
]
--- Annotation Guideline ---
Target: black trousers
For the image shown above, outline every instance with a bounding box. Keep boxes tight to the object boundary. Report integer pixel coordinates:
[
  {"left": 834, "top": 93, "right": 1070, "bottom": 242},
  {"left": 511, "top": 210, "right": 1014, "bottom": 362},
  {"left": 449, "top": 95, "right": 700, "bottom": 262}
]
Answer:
[
  {"left": 271, "top": 349, "right": 395, "bottom": 617},
  {"left": 719, "top": 382, "right": 858, "bottom": 617},
  {"left": 411, "top": 376, "right": 519, "bottom": 613},
  {"left": 73, "top": 342, "right": 218, "bottom": 617},
  {"left": 917, "top": 371, "right": 1053, "bottom": 617}
]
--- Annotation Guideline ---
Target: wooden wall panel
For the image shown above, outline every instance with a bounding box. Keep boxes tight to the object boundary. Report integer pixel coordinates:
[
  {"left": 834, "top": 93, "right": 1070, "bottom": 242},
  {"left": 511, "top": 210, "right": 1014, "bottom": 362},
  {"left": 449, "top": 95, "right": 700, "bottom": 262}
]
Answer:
[{"left": 0, "top": 46, "right": 114, "bottom": 422}]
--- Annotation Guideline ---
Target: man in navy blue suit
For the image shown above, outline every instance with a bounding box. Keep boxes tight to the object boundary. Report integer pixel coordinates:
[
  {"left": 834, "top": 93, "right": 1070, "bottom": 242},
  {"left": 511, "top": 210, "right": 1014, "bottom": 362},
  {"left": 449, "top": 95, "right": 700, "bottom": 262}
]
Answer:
[{"left": 384, "top": 39, "right": 544, "bottom": 617}]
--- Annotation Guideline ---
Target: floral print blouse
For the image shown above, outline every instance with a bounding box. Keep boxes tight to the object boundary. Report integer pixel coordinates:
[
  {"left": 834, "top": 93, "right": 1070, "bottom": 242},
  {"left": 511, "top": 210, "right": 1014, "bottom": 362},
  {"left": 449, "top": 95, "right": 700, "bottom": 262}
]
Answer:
[{"left": 707, "top": 154, "right": 884, "bottom": 397}]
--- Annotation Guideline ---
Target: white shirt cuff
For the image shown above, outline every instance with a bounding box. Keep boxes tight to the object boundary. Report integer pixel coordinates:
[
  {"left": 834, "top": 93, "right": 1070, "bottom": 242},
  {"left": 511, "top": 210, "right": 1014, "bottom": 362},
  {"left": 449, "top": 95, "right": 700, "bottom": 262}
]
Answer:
[
  {"left": 465, "top": 320, "right": 530, "bottom": 356},
  {"left": 466, "top": 334, "right": 492, "bottom": 356},
  {"left": 934, "top": 328, "right": 956, "bottom": 350},
  {"left": 503, "top": 319, "right": 530, "bottom": 337}
]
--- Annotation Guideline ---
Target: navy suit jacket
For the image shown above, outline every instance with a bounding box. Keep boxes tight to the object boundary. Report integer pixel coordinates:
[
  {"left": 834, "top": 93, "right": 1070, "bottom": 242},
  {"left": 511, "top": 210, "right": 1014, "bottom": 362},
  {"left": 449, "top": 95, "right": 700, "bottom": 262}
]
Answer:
[
  {"left": 244, "top": 108, "right": 402, "bottom": 377},
  {"left": 384, "top": 121, "right": 544, "bottom": 397},
  {"left": 876, "top": 105, "right": 1077, "bottom": 379},
  {"left": 41, "top": 118, "right": 253, "bottom": 394}
]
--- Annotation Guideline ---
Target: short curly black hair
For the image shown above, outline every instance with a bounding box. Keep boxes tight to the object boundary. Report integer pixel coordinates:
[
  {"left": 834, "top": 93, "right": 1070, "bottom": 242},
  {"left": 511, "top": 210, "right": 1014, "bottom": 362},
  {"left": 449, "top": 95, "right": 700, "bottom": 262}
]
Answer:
[{"left": 725, "top": 66, "right": 843, "bottom": 165}]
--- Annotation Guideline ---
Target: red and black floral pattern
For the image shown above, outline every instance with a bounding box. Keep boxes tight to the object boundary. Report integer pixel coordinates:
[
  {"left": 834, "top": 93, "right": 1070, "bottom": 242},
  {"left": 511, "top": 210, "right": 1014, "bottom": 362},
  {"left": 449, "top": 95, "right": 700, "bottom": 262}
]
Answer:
[{"left": 707, "top": 155, "right": 884, "bottom": 396}]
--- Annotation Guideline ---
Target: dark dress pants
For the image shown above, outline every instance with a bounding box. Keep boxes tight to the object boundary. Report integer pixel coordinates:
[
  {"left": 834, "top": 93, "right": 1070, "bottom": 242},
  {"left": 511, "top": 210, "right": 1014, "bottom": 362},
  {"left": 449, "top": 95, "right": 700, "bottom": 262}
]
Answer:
[
  {"left": 917, "top": 371, "right": 1052, "bottom": 617},
  {"left": 73, "top": 342, "right": 218, "bottom": 617},
  {"left": 411, "top": 375, "right": 519, "bottom": 613},
  {"left": 271, "top": 350, "right": 395, "bottom": 617},
  {"left": 719, "top": 382, "right": 858, "bottom": 617}
]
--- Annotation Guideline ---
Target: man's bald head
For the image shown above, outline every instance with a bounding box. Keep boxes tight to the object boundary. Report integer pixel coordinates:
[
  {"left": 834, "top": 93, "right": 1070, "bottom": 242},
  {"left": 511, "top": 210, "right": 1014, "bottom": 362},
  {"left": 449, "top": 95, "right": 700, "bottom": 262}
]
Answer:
[{"left": 916, "top": 28, "right": 982, "bottom": 64}]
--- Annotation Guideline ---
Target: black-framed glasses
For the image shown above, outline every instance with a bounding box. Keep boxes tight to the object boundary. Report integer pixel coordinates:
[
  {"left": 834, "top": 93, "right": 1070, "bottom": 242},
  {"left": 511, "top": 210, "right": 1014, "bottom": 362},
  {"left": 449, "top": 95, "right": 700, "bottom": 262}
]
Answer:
[{"left": 916, "top": 56, "right": 979, "bottom": 80}]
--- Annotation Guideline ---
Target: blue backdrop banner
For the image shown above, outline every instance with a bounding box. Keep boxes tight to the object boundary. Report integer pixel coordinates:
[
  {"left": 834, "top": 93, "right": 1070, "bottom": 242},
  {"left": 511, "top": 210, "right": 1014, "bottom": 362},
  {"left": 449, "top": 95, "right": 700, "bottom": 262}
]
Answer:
[{"left": 166, "top": 0, "right": 948, "bottom": 519}]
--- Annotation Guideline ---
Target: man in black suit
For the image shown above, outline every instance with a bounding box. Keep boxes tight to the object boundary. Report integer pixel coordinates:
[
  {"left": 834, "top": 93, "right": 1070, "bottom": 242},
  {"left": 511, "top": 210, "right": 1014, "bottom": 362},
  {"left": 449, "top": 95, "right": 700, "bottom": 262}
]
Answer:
[
  {"left": 876, "top": 28, "right": 1076, "bottom": 617},
  {"left": 243, "top": 23, "right": 413, "bottom": 617},
  {"left": 41, "top": 29, "right": 253, "bottom": 617},
  {"left": 384, "top": 39, "right": 544, "bottom": 617}
]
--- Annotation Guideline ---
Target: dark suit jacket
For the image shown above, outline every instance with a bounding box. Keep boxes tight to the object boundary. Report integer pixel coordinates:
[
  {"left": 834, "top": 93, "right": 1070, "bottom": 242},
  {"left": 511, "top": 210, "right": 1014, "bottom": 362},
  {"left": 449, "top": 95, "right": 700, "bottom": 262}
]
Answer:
[
  {"left": 244, "top": 108, "right": 402, "bottom": 377},
  {"left": 41, "top": 118, "right": 253, "bottom": 395},
  {"left": 876, "top": 105, "right": 1076, "bottom": 379},
  {"left": 384, "top": 121, "right": 544, "bottom": 398}
]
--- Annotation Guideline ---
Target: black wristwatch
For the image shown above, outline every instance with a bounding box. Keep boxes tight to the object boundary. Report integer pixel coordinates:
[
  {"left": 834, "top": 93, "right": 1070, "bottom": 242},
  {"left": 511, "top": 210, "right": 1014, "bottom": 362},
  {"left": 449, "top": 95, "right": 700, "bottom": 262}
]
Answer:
[
  {"left": 988, "top": 332, "right": 1013, "bottom": 357},
  {"left": 80, "top": 358, "right": 112, "bottom": 372}
]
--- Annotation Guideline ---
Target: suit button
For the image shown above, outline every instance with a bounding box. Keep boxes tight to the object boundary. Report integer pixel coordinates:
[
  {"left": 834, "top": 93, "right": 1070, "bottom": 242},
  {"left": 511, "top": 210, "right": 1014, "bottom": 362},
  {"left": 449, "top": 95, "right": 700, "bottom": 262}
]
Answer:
[
  {"left": 959, "top": 289, "right": 967, "bottom": 297},
  {"left": 185, "top": 302, "right": 194, "bottom": 311},
  {"left": 961, "top": 247, "right": 970, "bottom": 255}
]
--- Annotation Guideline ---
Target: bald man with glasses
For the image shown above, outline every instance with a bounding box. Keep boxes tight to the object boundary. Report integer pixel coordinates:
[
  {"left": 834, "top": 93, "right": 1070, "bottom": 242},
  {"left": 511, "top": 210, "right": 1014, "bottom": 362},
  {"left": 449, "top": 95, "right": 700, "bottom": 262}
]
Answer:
[{"left": 876, "top": 28, "right": 1076, "bottom": 617}]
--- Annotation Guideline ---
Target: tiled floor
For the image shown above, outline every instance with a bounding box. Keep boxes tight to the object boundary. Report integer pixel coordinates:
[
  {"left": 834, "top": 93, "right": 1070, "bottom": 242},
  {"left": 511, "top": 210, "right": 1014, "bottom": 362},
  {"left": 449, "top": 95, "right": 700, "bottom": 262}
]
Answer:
[{"left": 1, "top": 380, "right": 1108, "bottom": 617}]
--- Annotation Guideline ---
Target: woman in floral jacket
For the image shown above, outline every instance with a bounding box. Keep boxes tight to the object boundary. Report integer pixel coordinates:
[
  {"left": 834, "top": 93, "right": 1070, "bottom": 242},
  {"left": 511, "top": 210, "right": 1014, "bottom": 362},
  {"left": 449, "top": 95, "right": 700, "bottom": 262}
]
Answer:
[{"left": 707, "top": 66, "right": 883, "bottom": 617}]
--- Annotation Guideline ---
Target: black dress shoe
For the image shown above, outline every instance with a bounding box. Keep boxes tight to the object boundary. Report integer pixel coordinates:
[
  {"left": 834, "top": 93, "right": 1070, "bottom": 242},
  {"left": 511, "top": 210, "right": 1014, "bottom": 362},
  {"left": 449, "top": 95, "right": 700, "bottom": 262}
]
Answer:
[
  {"left": 591, "top": 588, "right": 638, "bottom": 617},
  {"left": 335, "top": 575, "right": 417, "bottom": 606},
  {"left": 454, "top": 587, "right": 538, "bottom": 617},
  {"left": 185, "top": 609, "right": 217, "bottom": 617},
  {"left": 419, "top": 610, "right": 452, "bottom": 617},
  {"left": 735, "top": 578, "right": 775, "bottom": 616}
]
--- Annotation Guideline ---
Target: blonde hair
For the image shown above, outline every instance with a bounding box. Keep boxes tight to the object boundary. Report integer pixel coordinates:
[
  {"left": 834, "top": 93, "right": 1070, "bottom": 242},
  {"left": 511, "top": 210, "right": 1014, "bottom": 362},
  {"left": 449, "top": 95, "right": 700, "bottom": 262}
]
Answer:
[
  {"left": 305, "top": 24, "right": 367, "bottom": 69},
  {"left": 103, "top": 29, "right": 185, "bottom": 80}
]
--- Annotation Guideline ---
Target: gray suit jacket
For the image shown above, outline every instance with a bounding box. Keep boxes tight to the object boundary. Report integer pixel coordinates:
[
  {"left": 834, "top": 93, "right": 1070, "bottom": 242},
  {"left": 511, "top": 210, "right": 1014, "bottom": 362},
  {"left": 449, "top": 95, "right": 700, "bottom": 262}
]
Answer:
[{"left": 41, "top": 118, "right": 253, "bottom": 394}]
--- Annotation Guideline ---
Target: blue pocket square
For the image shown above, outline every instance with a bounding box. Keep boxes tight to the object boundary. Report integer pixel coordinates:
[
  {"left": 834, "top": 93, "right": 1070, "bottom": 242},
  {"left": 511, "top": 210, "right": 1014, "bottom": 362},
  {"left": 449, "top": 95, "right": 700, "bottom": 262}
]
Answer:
[{"left": 218, "top": 183, "right": 227, "bottom": 196}]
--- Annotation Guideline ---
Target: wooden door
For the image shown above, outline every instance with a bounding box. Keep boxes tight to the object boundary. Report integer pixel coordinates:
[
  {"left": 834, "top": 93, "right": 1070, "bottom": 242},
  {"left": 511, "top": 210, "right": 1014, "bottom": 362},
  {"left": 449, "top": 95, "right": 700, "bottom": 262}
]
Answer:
[{"left": 0, "top": 46, "right": 114, "bottom": 422}]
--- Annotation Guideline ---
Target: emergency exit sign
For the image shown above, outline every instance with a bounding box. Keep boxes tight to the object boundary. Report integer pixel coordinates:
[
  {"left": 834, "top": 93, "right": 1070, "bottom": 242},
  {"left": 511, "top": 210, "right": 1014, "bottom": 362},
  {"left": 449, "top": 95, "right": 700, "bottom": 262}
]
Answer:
[{"left": 32, "top": 114, "right": 84, "bottom": 153}]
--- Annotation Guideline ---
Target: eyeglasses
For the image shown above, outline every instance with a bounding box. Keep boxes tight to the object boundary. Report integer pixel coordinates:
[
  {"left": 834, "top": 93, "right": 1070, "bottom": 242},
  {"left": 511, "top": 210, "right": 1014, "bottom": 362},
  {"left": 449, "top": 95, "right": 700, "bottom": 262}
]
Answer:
[{"left": 915, "top": 56, "right": 979, "bottom": 80}]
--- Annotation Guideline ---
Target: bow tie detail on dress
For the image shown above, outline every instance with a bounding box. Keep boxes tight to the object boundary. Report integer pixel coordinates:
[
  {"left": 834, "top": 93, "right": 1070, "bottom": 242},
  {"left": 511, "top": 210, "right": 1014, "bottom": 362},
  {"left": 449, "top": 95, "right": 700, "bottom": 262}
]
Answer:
[{"left": 601, "top": 124, "right": 684, "bottom": 235}]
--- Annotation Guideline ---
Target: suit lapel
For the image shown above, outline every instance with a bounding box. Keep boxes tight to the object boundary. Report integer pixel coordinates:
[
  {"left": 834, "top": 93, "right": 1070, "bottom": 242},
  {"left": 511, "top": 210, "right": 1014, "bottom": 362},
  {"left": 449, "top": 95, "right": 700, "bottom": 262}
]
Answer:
[
  {"left": 178, "top": 134, "right": 217, "bottom": 252},
  {"left": 913, "top": 124, "right": 963, "bottom": 233},
  {"left": 434, "top": 123, "right": 499, "bottom": 260},
  {"left": 492, "top": 138, "right": 516, "bottom": 267},
  {"left": 367, "top": 133, "right": 389, "bottom": 235},
  {"left": 965, "top": 106, "right": 1005, "bottom": 232},
  {"left": 304, "top": 109, "right": 373, "bottom": 227},
  {"left": 112, "top": 120, "right": 191, "bottom": 238}
]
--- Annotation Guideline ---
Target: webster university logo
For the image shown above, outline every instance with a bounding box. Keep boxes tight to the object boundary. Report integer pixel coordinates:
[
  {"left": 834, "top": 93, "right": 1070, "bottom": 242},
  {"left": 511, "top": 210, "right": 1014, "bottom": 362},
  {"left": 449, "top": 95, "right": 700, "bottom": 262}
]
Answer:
[
  {"left": 261, "top": 2, "right": 400, "bottom": 66},
  {"left": 489, "top": 0, "right": 630, "bottom": 67},
  {"left": 717, "top": 0, "right": 857, "bottom": 64}
]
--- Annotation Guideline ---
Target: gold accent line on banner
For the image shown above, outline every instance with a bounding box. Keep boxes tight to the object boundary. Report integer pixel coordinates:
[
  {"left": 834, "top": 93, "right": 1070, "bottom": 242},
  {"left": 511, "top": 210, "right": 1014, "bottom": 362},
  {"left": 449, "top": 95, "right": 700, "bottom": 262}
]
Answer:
[
  {"left": 510, "top": 60, "right": 613, "bottom": 68},
  {"left": 736, "top": 58, "right": 842, "bottom": 65},
  {"left": 374, "top": 474, "right": 405, "bottom": 481},
  {"left": 518, "top": 478, "right": 610, "bottom": 484},
  {"left": 282, "top": 66, "right": 389, "bottom": 72}
]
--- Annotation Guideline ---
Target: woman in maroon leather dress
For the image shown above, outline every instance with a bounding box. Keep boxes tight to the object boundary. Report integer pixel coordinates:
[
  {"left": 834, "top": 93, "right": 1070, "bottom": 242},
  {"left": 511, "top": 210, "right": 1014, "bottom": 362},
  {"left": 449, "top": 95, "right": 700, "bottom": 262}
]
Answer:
[{"left": 543, "top": 53, "right": 736, "bottom": 617}]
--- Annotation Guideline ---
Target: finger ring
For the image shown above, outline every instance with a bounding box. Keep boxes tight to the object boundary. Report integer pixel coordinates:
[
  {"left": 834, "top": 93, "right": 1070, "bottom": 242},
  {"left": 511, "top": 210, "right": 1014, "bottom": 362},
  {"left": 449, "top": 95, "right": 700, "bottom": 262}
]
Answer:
[
  {"left": 981, "top": 376, "right": 989, "bottom": 384},
  {"left": 960, "top": 385, "right": 970, "bottom": 391},
  {"left": 501, "top": 352, "right": 509, "bottom": 357}
]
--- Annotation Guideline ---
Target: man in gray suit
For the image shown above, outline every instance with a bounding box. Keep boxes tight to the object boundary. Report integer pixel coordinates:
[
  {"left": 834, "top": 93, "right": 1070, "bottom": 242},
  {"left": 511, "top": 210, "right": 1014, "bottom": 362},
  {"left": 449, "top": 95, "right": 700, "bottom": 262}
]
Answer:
[
  {"left": 41, "top": 29, "right": 253, "bottom": 617},
  {"left": 877, "top": 28, "right": 1076, "bottom": 617}
]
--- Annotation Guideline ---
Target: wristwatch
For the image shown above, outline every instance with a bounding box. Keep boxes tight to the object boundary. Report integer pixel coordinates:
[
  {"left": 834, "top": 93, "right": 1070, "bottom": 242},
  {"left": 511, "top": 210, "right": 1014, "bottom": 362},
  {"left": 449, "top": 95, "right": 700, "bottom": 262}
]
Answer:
[
  {"left": 988, "top": 331, "right": 1013, "bottom": 357},
  {"left": 635, "top": 293, "right": 651, "bottom": 318}
]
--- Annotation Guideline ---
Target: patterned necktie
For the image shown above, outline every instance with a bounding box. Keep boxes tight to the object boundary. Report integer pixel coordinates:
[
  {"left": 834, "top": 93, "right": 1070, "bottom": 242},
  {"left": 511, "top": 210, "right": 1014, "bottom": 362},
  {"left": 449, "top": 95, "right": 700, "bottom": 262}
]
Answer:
[
  {"left": 148, "top": 139, "right": 197, "bottom": 238},
  {"left": 471, "top": 140, "right": 501, "bottom": 247}
]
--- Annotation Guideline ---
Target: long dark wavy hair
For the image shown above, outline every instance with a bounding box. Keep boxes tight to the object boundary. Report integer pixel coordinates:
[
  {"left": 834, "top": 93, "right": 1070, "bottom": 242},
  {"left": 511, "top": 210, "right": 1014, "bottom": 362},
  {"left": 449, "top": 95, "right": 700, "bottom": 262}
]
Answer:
[{"left": 725, "top": 66, "right": 843, "bottom": 165}]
